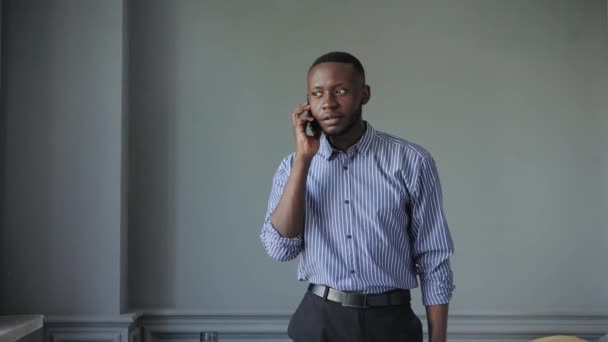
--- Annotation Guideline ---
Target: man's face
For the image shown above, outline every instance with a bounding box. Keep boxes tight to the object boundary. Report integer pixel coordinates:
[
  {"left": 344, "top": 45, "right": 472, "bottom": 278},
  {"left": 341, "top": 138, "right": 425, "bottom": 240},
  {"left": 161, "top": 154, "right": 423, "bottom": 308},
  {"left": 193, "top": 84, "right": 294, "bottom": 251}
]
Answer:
[{"left": 307, "top": 62, "right": 370, "bottom": 137}]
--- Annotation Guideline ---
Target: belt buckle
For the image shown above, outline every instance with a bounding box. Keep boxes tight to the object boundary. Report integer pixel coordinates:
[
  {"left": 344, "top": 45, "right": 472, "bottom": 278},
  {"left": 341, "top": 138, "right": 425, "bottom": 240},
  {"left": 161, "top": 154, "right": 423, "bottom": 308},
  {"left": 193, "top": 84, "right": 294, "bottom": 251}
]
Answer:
[{"left": 341, "top": 293, "right": 368, "bottom": 308}]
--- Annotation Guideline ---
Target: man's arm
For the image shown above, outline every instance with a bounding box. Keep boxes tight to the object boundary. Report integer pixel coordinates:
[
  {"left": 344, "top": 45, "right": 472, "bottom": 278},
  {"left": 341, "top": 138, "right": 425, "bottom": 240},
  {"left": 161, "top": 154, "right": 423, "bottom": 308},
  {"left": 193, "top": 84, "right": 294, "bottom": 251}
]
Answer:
[
  {"left": 260, "top": 103, "right": 320, "bottom": 260},
  {"left": 426, "top": 304, "right": 448, "bottom": 342},
  {"left": 270, "top": 103, "right": 319, "bottom": 237},
  {"left": 269, "top": 156, "right": 312, "bottom": 238},
  {"left": 260, "top": 156, "right": 305, "bottom": 261},
  {"left": 410, "top": 155, "right": 455, "bottom": 342}
]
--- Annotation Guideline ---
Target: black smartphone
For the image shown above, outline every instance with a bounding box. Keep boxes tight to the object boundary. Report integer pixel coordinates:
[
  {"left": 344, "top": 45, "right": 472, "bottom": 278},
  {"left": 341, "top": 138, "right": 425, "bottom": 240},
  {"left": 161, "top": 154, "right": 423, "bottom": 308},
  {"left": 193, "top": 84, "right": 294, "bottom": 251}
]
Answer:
[{"left": 306, "top": 98, "right": 321, "bottom": 137}]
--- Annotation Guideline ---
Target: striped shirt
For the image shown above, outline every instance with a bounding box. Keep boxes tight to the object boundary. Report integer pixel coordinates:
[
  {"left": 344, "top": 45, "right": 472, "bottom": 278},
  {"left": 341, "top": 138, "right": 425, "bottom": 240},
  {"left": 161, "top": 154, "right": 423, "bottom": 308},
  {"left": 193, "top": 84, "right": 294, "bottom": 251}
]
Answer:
[{"left": 260, "top": 122, "right": 454, "bottom": 305}]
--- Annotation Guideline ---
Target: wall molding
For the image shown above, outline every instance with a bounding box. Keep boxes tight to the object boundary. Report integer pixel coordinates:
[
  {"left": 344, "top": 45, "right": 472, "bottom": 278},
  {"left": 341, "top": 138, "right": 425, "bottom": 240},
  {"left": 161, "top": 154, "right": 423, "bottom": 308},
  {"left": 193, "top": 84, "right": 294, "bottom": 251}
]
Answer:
[
  {"left": 44, "top": 314, "right": 141, "bottom": 342},
  {"left": 43, "top": 312, "right": 608, "bottom": 342}
]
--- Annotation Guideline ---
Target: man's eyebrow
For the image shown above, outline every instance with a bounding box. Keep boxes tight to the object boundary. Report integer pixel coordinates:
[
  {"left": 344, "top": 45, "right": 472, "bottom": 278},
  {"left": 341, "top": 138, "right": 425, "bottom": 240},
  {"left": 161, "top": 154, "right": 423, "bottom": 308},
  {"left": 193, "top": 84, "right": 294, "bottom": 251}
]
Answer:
[{"left": 311, "top": 82, "right": 347, "bottom": 89}]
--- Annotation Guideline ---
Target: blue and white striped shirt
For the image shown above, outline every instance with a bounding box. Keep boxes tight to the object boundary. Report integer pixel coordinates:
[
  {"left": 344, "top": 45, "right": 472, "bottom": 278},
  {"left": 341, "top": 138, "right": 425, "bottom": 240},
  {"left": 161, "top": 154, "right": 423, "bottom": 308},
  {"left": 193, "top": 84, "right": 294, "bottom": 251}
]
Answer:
[{"left": 260, "top": 122, "right": 454, "bottom": 305}]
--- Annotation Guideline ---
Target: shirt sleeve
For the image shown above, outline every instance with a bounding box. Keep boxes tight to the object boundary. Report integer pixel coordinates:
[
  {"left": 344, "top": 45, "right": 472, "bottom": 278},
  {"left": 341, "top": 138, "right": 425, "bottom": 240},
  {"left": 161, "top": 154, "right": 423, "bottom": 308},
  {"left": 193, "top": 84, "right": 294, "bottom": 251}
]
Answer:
[
  {"left": 410, "top": 155, "right": 455, "bottom": 306},
  {"left": 260, "top": 155, "right": 304, "bottom": 261}
]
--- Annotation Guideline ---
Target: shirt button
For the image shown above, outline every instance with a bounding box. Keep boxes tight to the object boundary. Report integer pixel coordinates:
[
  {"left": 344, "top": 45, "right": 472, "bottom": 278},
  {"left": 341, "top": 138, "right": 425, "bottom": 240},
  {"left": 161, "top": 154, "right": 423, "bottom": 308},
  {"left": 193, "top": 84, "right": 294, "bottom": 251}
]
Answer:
[
  {"left": 350, "top": 270, "right": 355, "bottom": 274},
  {"left": 344, "top": 200, "right": 350, "bottom": 204},
  {"left": 346, "top": 235, "right": 352, "bottom": 239},
  {"left": 343, "top": 166, "right": 348, "bottom": 170}
]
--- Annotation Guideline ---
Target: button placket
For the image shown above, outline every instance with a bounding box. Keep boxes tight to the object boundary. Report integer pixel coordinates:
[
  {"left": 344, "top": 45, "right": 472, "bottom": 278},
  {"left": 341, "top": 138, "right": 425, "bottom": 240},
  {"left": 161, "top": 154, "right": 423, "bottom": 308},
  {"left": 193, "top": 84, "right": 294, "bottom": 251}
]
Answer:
[{"left": 342, "top": 153, "right": 356, "bottom": 281}]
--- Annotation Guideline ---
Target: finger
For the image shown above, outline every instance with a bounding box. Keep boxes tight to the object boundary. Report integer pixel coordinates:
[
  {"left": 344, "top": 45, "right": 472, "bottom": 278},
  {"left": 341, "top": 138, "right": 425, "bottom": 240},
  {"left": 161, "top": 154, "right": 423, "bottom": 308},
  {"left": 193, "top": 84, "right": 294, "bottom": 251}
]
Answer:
[
  {"left": 292, "top": 110, "right": 298, "bottom": 126},
  {"left": 296, "top": 116, "right": 310, "bottom": 127},
  {"left": 292, "top": 105, "right": 312, "bottom": 127},
  {"left": 293, "top": 112, "right": 307, "bottom": 127},
  {"left": 291, "top": 103, "right": 307, "bottom": 114},
  {"left": 295, "top": 116, "right": 311, "bottom": 134},
  {"left": 293, "top": 103, "right": 312, "bottom": 117},
  {"left": 297, "top": 111, "right": 316, "bottom": 122}
]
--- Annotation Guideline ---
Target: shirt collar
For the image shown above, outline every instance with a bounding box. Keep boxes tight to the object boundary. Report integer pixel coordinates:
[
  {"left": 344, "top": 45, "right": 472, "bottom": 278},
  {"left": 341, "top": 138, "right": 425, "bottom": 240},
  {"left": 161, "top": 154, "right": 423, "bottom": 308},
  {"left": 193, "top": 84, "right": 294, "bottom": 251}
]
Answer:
[{"left": 317, "top": 121, "right": 376, "bottom": 160}]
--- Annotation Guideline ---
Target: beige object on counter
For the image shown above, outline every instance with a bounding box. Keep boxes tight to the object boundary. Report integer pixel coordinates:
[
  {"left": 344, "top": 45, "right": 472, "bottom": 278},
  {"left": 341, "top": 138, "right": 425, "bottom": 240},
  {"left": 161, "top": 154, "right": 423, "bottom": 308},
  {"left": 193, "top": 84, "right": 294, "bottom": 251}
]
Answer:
[{"left": 531, "top": 336, "right": 588, "bottom": 342}]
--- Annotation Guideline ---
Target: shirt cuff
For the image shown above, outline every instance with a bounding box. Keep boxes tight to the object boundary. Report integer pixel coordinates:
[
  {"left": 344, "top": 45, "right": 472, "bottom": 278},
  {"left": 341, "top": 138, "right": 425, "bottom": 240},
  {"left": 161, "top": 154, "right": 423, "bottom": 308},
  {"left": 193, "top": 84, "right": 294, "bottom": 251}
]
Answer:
[
  {"left": 420, "top": 277, "right": 455, "bottom": 306},
  {"left": 264, "top": 221, "right": 302, "bottom": 246},
  {"left": 260, "top": 220, "right": 303, "bottom": 261}
]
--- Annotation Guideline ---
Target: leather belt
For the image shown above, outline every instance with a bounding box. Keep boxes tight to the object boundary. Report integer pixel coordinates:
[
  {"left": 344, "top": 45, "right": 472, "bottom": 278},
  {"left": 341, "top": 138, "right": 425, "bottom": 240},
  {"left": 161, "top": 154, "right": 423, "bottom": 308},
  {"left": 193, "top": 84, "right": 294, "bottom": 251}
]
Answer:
[{"left": 308, "top": 284, "right": 411, "bottom": 309}]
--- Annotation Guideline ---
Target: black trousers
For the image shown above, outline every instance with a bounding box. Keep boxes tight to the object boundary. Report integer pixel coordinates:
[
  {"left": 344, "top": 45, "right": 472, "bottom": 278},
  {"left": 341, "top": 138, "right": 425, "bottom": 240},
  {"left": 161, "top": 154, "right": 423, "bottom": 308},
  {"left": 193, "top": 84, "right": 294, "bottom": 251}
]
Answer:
[{"left": 287, "top": 291, "right": 423, "bottom": 342}]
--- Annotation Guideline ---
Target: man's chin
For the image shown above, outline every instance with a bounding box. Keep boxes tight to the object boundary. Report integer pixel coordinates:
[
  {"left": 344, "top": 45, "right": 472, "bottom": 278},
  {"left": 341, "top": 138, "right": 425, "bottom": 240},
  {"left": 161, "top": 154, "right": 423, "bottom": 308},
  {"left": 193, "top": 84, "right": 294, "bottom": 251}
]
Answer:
[{"left": 321, "top": 126, "right": 346, "bottom": 137}]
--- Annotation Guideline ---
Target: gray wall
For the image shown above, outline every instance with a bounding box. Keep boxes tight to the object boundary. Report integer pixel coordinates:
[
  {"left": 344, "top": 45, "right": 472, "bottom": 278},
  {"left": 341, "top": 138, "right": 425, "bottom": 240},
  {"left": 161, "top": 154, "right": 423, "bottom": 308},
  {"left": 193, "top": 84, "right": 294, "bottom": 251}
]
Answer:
[
  {"left": 128, "top": 0, "right": 608, "bottom": 315},
  {"left": 605, "top": 58, "right": 608, "bottom": 305},
  {"left": 596, "top": 2, "right": 608, "bottom": 307},
  {"left": 0, "top": 0, "right": 4, "bottom": 304},
  {"left": 0, "top": 0, "right": 126, "bottom": 315},
  {"left": 0, "top": 0, "right": 605, "bottom": 320},
  {"left": 120, "top": 0, "right": 130, "bottom": 315},
  {"left": 601, "top": 11, "right": 608, "bottom": 303}
]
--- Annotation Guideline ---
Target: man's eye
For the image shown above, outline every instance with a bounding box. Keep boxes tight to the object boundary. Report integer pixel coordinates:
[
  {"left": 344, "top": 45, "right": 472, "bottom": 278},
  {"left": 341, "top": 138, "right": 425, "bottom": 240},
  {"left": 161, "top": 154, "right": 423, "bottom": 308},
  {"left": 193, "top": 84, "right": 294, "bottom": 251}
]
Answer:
[
  {"left": 335, "top": 88, "right": 347, "bottom": 95},
  {"left": 312, "top": 91, "right": 323, "bottom": 97}
]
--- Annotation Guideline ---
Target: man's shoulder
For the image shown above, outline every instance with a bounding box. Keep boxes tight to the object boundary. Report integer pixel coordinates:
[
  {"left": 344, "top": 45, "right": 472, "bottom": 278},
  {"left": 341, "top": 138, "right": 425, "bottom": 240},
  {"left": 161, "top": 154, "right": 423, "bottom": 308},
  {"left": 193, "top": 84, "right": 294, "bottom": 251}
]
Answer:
[
  {"left": 277, "top": 152, "right": 296, "bottom": 169},
  {"left": 372, "top": 129, "right": 432, "bottom": 161}
]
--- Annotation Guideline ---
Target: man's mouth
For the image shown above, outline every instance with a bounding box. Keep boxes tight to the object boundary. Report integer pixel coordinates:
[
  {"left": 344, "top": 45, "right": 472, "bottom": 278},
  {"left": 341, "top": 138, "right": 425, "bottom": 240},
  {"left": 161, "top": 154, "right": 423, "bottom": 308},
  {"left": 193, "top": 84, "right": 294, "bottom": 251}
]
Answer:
[{"left": 322, "top": 113, "right": 343, "bottom": 126}]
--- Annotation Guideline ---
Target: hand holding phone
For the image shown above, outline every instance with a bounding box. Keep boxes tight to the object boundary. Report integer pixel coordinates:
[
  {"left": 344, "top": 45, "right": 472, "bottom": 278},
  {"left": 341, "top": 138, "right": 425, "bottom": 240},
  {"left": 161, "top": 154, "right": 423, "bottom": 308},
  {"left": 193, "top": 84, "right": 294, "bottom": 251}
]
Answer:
[
  {"left": 305, "top": 99, "right": 321, "bottom": 137},
  {"left": 292, "top": 102, "right": 321, "bottom": 159}
]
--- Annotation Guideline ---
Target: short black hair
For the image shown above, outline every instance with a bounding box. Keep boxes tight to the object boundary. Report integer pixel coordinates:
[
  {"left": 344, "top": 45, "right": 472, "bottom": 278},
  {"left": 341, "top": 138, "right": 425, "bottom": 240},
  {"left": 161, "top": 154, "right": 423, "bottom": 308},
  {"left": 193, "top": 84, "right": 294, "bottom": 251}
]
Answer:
[{"left": 309, "top": 51, "right": 366, "bottom": 82}]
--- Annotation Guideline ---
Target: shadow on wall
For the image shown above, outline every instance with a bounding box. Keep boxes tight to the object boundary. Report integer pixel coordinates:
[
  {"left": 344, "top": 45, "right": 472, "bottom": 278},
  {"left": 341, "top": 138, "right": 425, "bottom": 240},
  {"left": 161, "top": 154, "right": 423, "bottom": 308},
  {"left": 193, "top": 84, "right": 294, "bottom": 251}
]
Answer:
[
  {"left": 0, "top": 0, "right": 53, "bottom": 314},
  {"left": 127, "top": 0, "right": 179, "bottom": 309}
]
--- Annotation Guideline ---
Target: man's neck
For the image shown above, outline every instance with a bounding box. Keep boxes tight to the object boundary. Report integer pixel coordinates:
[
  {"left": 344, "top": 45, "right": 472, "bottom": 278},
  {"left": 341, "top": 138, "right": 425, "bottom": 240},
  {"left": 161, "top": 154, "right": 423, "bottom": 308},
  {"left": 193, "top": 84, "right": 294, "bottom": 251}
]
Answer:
[{"left": 328, "top": 121, "right": 367, "bottom": 152}]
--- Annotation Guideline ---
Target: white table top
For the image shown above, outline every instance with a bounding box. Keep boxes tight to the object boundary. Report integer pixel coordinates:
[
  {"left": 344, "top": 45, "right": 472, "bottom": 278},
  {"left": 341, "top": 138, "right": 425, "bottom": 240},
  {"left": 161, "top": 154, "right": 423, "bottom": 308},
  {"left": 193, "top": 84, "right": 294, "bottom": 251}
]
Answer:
[{"left": 0, "top": 315, "right": 44, "bottom": 342}]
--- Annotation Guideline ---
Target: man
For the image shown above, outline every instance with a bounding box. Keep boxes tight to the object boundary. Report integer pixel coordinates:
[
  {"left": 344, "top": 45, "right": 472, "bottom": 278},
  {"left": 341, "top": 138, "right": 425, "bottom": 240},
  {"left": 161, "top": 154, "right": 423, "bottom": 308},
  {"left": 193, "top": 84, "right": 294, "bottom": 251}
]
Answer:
[{"left": 260, "top": 51, "right": 454, "bottom": 342}]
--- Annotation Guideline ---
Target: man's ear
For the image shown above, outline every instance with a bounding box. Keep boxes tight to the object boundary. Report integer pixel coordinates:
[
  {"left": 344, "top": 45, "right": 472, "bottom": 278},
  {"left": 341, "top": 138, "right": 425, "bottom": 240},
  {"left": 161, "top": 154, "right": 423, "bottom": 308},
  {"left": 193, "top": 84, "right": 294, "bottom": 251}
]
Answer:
[{"left": 361, "top": 85, "right": 371, "bottom": 105}]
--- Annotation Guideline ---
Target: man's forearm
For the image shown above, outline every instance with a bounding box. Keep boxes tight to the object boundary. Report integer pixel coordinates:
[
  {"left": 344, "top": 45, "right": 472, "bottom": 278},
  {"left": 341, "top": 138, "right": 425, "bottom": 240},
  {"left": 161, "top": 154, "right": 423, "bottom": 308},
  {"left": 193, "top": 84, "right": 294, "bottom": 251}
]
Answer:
[
  {"left": 425, "top": 304, "right": 448, "bottom": 342},
  {"left": 270, "top": 156, "right": 311, "bottom": 238}
]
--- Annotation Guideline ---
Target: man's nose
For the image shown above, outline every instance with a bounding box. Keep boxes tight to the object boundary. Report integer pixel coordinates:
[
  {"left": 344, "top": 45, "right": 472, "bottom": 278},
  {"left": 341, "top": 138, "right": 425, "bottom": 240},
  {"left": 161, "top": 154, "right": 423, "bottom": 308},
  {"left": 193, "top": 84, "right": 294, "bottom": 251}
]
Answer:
[{"left": 322, "top": 93, "right": 338, "bottom": 111}]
